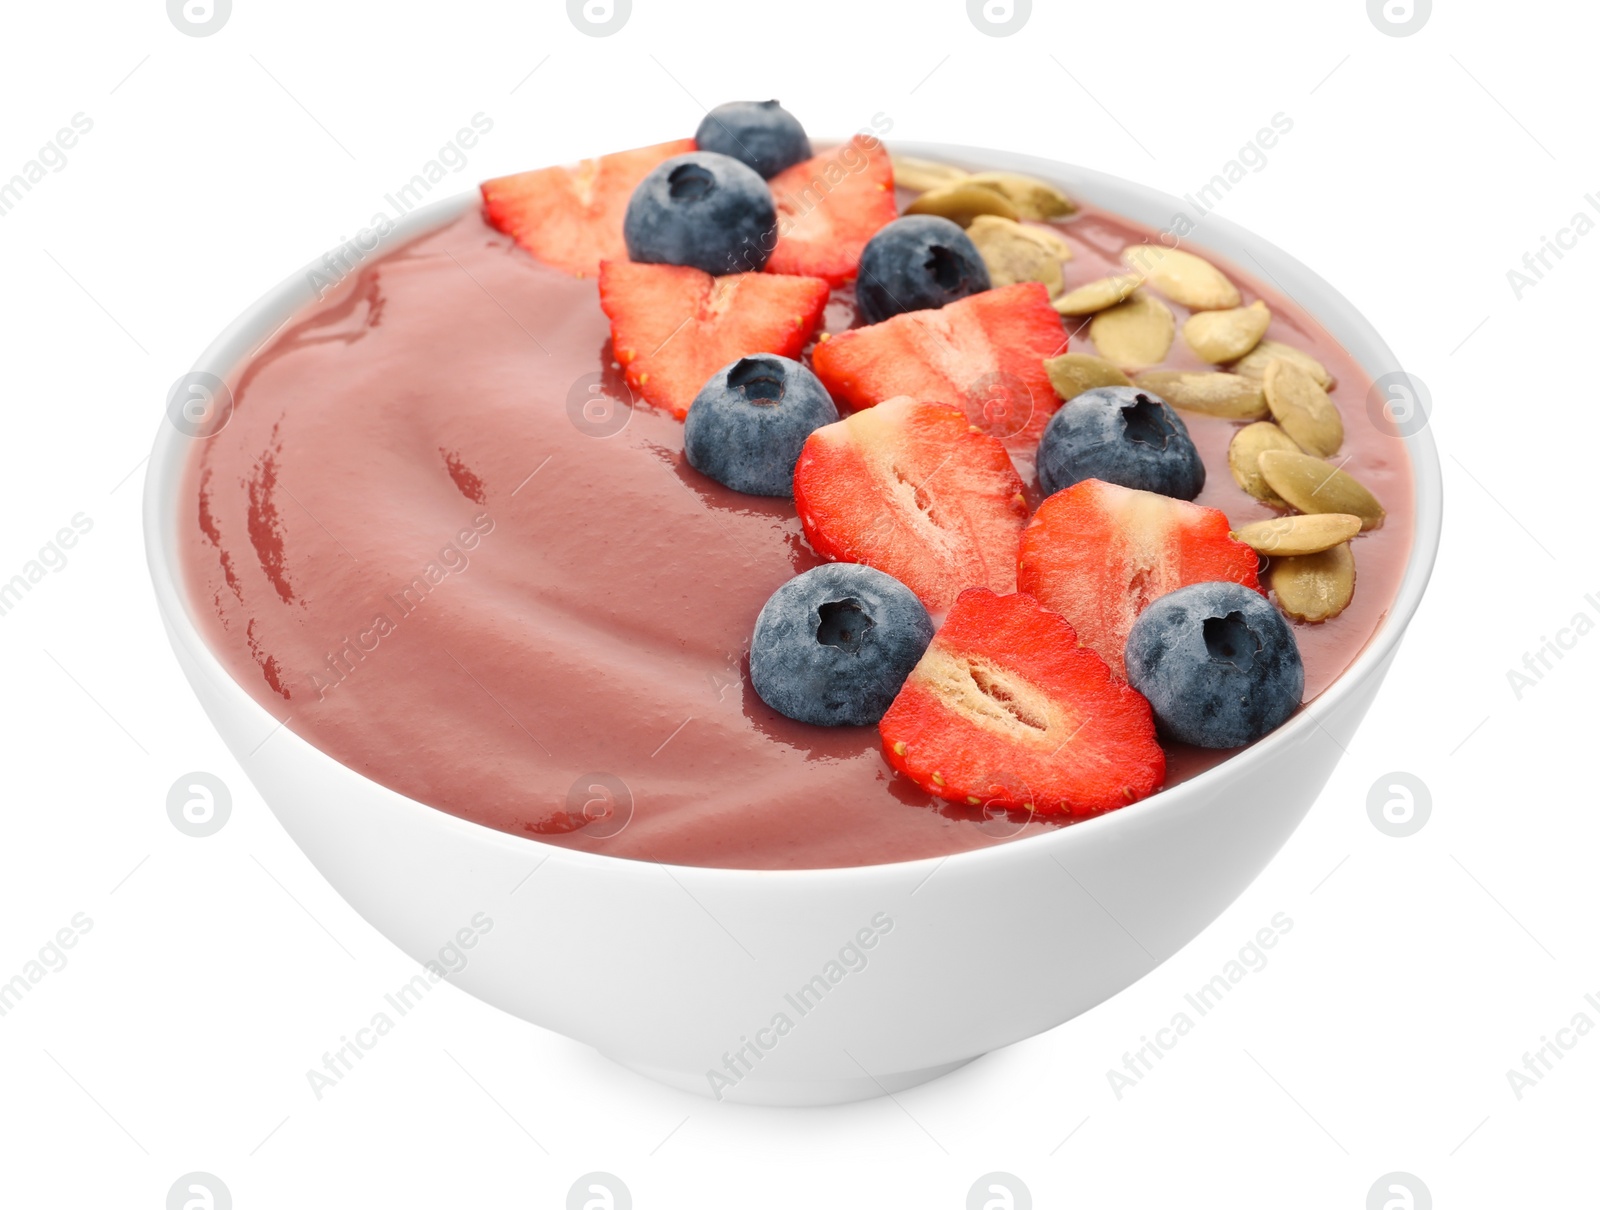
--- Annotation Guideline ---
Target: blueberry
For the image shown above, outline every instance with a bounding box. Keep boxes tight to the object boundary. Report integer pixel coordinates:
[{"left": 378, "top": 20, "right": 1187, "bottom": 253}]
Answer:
[
  {"left": 1124, "top": 582, "right": 1304, "bottom": 749},
  {"left": 694, "top": 101, "right": 811, "bottom": 179},
  {"left": 855, "top": 216, "right": 991, "bottom": 325},
  {"left": 684, "top": 356, "right": 839, "bottom": 497},
  {"left": 750, "top": 564, "right": 934, "bottom": 727},
  {"left": 1037, "top": 386, "right": 1205, "bottom": 500},
  {"left": 624, "top": 151, "right": 777, "bottom": 276}
]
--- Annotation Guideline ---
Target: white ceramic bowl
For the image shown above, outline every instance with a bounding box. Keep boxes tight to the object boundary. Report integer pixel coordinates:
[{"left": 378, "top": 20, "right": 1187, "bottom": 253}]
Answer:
[{"left": 144, "top": 143, "right": 1442, "bottom": 1107}]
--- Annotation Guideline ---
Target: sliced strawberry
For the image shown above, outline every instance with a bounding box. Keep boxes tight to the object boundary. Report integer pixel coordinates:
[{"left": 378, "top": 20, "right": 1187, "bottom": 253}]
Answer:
[
  {"left": 792, "top": 396, "right": 1028, "bottom": 611},
  {"left": 764, "top": 136, "right": 897, "bottom": 286},
  {"left": 811, "top": 282, "right": 1066, "bottom": 445},
  {"left": 1017, "top": 479, "right": 1262, "bottom": 678},
  {"left": 481, "top": 138, "right": 694, "bottom": 278},
  {"left": 598, "top": 261, "right": 830, "bottom": 419},
  {"left": 880, "top": 588, "right": 1165, "bottom": 817}
]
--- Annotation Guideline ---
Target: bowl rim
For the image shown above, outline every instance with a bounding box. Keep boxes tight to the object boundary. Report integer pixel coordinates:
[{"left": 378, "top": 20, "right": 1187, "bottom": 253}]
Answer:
[{"left": 143, "top": 140, "right": 1444, "bottom": 884}]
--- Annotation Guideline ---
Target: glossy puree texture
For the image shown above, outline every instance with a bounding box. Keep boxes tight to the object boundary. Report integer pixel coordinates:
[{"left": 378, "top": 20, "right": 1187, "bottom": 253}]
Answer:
[{"left": 180, "top": 195, "right": 1414, "bottom": 869}]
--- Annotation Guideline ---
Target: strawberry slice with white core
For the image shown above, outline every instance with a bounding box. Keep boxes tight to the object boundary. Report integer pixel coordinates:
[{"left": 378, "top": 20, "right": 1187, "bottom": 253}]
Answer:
[
  {"left": 1017, "top": 478, "right": 1262, "bottom": 678},
  {"left": 792, "top": 396, "right": 1028, "bottom": 611},
  {"left": 879, "top": 588, "right": 1165, "bottom": 817},
  {"left": 481, "top": 139, "right": 694, "bottom": 278},
  {"left": 598, "top": 261, "right": 830, "bottom": 419},
  {"left": 811, "top": 281, "right": 1066, "bottom": 445},
  {"left": 764, "top": 135, "right": 898, "bottom": 286}
]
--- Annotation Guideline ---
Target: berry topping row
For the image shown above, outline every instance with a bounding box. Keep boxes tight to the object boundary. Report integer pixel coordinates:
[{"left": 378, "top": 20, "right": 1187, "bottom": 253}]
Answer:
[{"left": 480, "top": 101, "right": 1394, "bottom": 825}]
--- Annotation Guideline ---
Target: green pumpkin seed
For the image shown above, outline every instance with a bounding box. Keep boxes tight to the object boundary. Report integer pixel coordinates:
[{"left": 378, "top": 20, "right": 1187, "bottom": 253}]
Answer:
[
  {"left": 1052, "top": 272, "right": 1143, "bottom": 317},
  {"left": 1232, "top": 513, "right": 1362, "bottom": 556},
  {"left": 967, "top": 215, "right": 1064, "bottom": 295},
  {"left": 1262, "top": 358, "right": 1344, "bottom": 457},
  {"left": 889, "top": 154, "right": 970, "bottom": 193},
  {"left": 1272, "top": 542, "right": 1357, "bottom": 622},
  {"left": 1088, "top": 292, "right": 1174, "bottom": 369},
  {"left": 966, "top": 170, "right": 1077, "bottom": 219},
  {"left": 904, "top": 181, "right": 1020, "bottom": 226},
  {"left": 1135, "top": 370, "right": 1267, "bottom": 420},
  {"left": 1182, "top": 300, "right": 1270, "bottom": 363},
  {"left": 1120, "top": 244, "right": 1240, "bottom": 310},
  {"left": 1233, "top": 339, "right": 1334, "bottom": 389},
  {"left": 1228, "top": 422, "right": 1300, "bottom": 504},
  {"left": 1257, "top": 449, "right": 1385, "bottom": 529},
  {"left": 1044, "top": 352, "right": 1132, "bottom": 401}
]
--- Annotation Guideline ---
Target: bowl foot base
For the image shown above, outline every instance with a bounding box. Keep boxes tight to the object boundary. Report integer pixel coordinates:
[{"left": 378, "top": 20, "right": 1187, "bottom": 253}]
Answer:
[{"left": 601, "top": 1052, "right": 980, "bottom": 1107}]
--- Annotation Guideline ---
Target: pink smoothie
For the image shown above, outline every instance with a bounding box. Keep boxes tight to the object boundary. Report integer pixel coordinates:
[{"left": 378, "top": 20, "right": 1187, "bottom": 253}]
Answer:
[{"left": 179, "top": 194, "right": 1414, "bottom": 870}]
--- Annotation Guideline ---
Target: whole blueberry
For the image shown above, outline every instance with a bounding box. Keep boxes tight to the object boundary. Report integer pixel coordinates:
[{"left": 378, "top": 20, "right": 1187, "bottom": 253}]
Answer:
[
  {"left": 750, "top": 564, "right": 934, "bottom": 727},
  {"left": 1124, "top": 582, "right": 1304, "bottom": 749},
  {"left": 1037, "top": 386, "right": 1205, "bottom": 500},
  {"left": 684, "top": 356, "right": 839, "bottom": 497},
  {"left": 855, "top": 216, "right": 991, "bottom": 325},
  {"left": 624, "top": 151, "right": 777, "bottom": 275},
  {"left": 695, "top": 101, "right": 812, "bottom": 179}
]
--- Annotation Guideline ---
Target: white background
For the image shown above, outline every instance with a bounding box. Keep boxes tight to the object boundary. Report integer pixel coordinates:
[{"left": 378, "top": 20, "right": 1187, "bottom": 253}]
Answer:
[{"left": 0, "top": 0, "right": 1592, "bottom": 1205}]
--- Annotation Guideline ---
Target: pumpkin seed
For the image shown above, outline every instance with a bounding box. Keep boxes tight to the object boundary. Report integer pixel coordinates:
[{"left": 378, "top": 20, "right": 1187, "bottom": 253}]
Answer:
[
  {"left": 904, "top": 181, "right": 1020, "bottom": 226},
  {"left": 1088, "top": 292, "right": 1174, "bottom": 369},
  {"left": 966, "top": 170, "right": 1077, "bottom": 219},
  {"left": 1263, "top": 358, "right": 1344, "bottom": 457},
  {"left": 1182, "top": 300, "right": 1270, "bottom": 363},
  {"left": 1044, "top": 352, "right": 1131, "bottom": 401},
  {"left": 1052, "top": 272, "right": 1143, "bottom": 316},
  {"left": 1271, "top": 542, "right": 1357, "bottom": 623},
  {"left": 1134, "top": 370, "right": 1267, "bottom": 420},
  {"left": 967, "top": 215, "right": 1064, "bottom": 295},
  {"left": 1231, "top": 513, "right": 1362, "bottom": 556},
  {"left": 1014, "top": 223, "right": 1074, "bottom": 261},
  {"left": 1257, "top": 449, "right": 1386, "bottom": 529},
  {"left": 1119, "top": 244, "right": 1241, "bottom": 310},
  {"left": 1233, "top": 339, "right": 1334, "bottom": 389},
  {"left": 1228, "top": 422, "right": 1300, "bottom": 504},
  {"left": 890, "top": 154, "right": 970, "bottom": 193}
]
